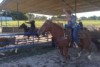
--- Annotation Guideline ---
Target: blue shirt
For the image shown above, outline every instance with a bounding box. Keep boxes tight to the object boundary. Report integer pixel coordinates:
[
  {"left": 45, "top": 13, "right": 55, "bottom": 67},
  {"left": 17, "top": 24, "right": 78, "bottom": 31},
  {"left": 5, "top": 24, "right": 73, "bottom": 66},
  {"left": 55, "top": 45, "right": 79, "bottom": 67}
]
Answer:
[{"left": 65, "top": 15, "right": 77, "bottom": 28}]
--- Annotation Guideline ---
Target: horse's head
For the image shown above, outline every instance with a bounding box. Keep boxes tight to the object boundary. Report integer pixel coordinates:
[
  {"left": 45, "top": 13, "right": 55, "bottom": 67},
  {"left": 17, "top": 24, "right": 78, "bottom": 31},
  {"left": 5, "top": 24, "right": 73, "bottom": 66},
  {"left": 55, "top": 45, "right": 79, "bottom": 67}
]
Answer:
[
  {"left": 38, "top": 20, "right": 52, "bottom": 35},
  {"left": 19, "top": 23, "right": 27, "bottom": 29}
]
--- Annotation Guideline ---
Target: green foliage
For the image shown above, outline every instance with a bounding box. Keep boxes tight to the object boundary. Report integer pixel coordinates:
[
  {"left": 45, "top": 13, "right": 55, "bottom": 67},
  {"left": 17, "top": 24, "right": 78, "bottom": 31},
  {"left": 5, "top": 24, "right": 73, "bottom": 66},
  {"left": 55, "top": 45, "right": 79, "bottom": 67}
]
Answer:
[
  {"left": 80, "top": 16, "right": 100, "bottom": 20},
  {"left": 80, "top": 17, "right": 88, "bottom": 20},
  {"left": 2, "top": 11, "right": 28, "bottom": 20},
  {"left": 2, "top": 11, "right": 11, "bottom": 17},
  {"left": 52, "top": 15, "right": 66, "bottom": 20},
  {"left": 88, "top": 16, "right": 97, "bottom": 20},
  {"left": 34, "top": 15, "right": 47, "bottom": 20},
  {"left": 97, "top": 16, "right": 100, "bottom": 20},
  {"left": 10, "top": 11, "right": 28, "bottom": 20}
]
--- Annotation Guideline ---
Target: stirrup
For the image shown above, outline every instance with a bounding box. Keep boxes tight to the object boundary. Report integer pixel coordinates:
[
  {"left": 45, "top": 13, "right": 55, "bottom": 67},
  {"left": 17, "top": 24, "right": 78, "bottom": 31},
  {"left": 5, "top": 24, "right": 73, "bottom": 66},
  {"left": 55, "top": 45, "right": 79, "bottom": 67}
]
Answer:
[{"left": 74, "top": 42, "right": 78, "bottom": 48}]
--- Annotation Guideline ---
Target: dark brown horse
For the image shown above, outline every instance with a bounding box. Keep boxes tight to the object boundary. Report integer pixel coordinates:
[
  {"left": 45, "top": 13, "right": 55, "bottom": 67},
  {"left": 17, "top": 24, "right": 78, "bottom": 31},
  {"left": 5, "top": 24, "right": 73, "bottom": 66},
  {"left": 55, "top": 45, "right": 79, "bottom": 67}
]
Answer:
[
  {"left": 38, "top": 20, "right": 92, "bottom": 60},
  {"left": 78, "top": 28, "right": 92, "bottom": 59},
  {"left": 19, "top": 23, "right": 40, "bottom": 42}
]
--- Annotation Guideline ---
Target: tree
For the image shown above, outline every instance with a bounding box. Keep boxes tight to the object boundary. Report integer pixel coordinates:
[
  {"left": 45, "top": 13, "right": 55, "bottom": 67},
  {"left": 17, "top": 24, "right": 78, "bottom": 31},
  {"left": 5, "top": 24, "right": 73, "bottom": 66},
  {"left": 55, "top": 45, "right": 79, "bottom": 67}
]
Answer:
[
  {"left": 2, "top": 11, "right": 11, "bottom": 17},
  {"left": 2, "top": 11, "right": 28, "bottom": 20},
  {"left": 57, "top": 15, "right": 66, "bottom": 20},
  {"left": 97, "top": 16, "right": 100, "bottom": 20},
  {"left": 51, "top": 16, "right": 57, "bottom": 20},
  {"left": 88, "top": 16, "right": 97, "bottom": 20},
  {"left": 39, "top": 16, "right": 47, "bottom": 20},
  {"left": 34, "top": 15, "right": 47, "bottom": 20},
  {"left": 80, "top": 17, "right": 87, "bottom": 20}
]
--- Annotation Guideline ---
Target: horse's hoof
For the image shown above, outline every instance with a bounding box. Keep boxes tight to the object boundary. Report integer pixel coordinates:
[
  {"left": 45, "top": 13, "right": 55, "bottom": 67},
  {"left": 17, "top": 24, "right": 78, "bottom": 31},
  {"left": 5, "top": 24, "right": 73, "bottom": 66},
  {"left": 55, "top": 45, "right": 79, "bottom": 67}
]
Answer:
[{"left": 15, "top": 49, "right": 18, "bottom": 53}]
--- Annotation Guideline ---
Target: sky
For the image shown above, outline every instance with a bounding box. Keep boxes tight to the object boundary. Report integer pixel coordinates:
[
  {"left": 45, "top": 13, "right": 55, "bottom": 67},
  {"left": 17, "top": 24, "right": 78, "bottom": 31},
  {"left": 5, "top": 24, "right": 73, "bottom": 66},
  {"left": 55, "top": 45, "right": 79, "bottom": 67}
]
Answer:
[
  {"left": 0, "top": 0, "right": 100, "bottom": 18},
  {"left": 0, "top": 0, "right": 3, "bottom": 3},
  {"left": 76, "top": 11, "right": 100, "bottom": 18}
]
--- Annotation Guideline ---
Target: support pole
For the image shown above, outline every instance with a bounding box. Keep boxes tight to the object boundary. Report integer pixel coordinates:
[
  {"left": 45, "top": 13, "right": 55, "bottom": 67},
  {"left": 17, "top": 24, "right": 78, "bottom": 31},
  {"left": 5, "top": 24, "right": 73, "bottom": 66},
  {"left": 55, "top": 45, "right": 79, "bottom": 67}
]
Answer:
[
  {"left": 0, "top": 14, "right": 2, "bottom": 27},
  {"left": 75, "top": 0, "right": 77, "bottom": 22},
  {"left": 5, "top": 11, "right": 7, "bottom": 27},
  {"left": 17, "top": 0, "right": 19, "bottom": 27},
  {"left": 61, "top": 0, "right": 74, "bottom": 11}
]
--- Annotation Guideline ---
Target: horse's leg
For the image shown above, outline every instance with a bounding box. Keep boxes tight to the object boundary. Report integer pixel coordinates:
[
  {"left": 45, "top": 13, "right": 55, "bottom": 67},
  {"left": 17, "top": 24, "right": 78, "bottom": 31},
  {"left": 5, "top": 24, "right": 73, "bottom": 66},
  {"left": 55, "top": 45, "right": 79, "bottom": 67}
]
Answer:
[
  {"left": 37, "top": 37, "right": 40, "bottom": 42},
  {"left": 33, "top": 36, "right": 34, "bottom": 44},
  {"left": 82, "top": 40, "right": 92, "bottom": 60},
  {"left": 37, "top": 35, "right": 40, "bottom": 42},
  {"left": 86, "top": 46, "right": 92, "bottom": 60},
  {"left": 35, "top": 33, "right": 40, "bottom": 42},
  {"left": 58, "top": 46, "right": 63, "bottom": 56},
  {"left": 78, "top": 47, "right": 83, "bottom": 57},
  {"left": 62, "top": 47, "right": 69, "bottom": 60}
]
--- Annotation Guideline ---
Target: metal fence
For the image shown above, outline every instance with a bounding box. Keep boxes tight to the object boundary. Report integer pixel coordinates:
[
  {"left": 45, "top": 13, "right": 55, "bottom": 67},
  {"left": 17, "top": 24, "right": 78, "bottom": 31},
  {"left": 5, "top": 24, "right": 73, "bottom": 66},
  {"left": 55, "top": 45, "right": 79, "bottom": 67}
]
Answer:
[{"left": 0, "top": 33, "right": 52, "bottom": 52}]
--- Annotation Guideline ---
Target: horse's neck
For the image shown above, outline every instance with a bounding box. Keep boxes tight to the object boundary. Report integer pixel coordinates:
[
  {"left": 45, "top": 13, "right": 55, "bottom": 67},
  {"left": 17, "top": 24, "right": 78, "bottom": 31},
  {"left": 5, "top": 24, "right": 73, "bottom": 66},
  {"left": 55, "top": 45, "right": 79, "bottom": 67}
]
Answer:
[
  {"left": 50, "top": 24, "right": 65, "bottom": 39},
  {"left": 23, "top": 26, "right": 29, "bottom": 31}
]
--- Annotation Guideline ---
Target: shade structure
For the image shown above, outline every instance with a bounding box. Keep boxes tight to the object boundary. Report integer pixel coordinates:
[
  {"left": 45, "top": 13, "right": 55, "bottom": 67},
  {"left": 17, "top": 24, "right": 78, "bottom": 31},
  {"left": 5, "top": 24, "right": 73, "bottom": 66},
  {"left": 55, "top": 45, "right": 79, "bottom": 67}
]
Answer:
[{"left": 0, "top": 0, "right": 100, "bottom": 15}]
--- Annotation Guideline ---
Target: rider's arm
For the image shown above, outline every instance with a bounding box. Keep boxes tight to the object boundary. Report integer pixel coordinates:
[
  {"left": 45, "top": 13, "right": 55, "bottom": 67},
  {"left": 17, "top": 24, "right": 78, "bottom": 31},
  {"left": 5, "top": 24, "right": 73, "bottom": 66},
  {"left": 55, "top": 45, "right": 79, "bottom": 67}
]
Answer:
[{"left": 65, "top": 24, "right": 71, "bottom": 28}]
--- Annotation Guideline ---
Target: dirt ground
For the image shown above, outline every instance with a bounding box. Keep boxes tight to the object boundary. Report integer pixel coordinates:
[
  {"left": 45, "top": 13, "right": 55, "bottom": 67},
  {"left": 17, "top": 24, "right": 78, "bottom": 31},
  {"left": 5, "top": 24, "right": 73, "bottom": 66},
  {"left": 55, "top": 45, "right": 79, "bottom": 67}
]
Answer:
[{"left": 0, "top": 42, "right": 99, "bottom": 67}]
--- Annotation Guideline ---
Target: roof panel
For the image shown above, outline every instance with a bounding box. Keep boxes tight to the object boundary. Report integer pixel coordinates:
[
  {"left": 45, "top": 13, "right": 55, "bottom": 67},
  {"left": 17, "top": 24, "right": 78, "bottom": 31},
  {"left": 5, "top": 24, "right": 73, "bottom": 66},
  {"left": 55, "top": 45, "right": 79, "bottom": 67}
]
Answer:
[{"left": 0, "top": 0, "right": 100, "bottom": 15}]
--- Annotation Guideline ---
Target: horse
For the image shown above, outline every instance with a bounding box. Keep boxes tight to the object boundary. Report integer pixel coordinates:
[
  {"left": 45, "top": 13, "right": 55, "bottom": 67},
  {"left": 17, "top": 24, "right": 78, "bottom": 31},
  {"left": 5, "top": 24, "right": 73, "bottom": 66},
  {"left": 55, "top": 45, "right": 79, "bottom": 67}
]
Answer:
[
  {"left": 19, "top": 23, "right": 40, "bottom": 41},
  {"left": 38, "top": 20, "right": 92, "bottom": 60},
  {"left": 78, "top": 28, "right": 92, "bottom": 59},
  {"left": 19, "top": 23, "right": 30, "bottom": 39}
]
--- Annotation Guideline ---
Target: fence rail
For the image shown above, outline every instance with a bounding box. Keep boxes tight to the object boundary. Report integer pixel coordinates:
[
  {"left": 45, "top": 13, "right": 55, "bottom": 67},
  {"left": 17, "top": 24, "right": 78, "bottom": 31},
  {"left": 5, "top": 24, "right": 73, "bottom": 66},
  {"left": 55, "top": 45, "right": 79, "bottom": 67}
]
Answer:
[{"left": 0, "top": 33, "right": 52, "bottom": 52}]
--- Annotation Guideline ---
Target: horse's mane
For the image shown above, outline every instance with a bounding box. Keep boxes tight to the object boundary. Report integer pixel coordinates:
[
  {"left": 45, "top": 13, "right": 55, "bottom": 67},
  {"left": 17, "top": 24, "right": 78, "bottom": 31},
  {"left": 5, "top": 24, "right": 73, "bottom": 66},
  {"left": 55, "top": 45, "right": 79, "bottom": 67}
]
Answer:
[{"left": 46, "top": 20, "right": 64, "bottom": 31}]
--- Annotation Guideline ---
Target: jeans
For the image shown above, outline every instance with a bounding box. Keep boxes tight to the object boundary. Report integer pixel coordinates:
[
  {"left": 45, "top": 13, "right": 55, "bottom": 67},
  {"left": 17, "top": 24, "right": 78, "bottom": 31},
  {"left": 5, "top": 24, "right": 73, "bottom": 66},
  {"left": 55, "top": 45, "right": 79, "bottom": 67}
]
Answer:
[
  {"left": 65, "top": 24, "right": 80, "bottom": 45},
  {"left": 73, "top": 25, "right": 80, "bottom": 44}
]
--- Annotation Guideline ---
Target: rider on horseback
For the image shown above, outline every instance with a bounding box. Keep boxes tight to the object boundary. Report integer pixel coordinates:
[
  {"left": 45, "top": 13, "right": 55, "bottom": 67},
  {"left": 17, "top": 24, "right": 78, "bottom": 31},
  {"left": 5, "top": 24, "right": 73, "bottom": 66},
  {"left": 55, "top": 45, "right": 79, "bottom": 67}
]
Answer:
[
  {"left": 79, "top": 20, "right": 84, "bottom": 29},
  {"left": 64, "top": 10, "right": 82, "bottom": 48},
  {"left": 26, "top": 20, "right": 36, "bottom": 35}
]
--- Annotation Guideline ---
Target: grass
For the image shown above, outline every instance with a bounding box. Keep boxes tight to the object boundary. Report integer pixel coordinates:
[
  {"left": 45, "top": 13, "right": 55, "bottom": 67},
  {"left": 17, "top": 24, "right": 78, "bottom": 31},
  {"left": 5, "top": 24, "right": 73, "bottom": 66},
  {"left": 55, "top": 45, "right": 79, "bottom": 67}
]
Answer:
[
  {"left": 82, "top": 20, "right": 100, "bottom": 27},
  {"left": 0, "top": 20, "right": 100, "bottom": 27},
  {"left": 0, "top": 20, "right": 45, "bottom": 27}
]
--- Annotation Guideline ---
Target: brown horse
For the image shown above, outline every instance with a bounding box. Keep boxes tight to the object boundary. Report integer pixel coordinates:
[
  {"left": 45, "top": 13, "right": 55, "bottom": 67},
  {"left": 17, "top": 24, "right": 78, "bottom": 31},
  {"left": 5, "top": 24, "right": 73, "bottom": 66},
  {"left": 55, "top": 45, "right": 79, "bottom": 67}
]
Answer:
[
  {"left": 38, "top": 20, "right": 92, "bottom": 60},
  {"left": 78, "top": 28, "right": 92, "bottom": 59}
]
